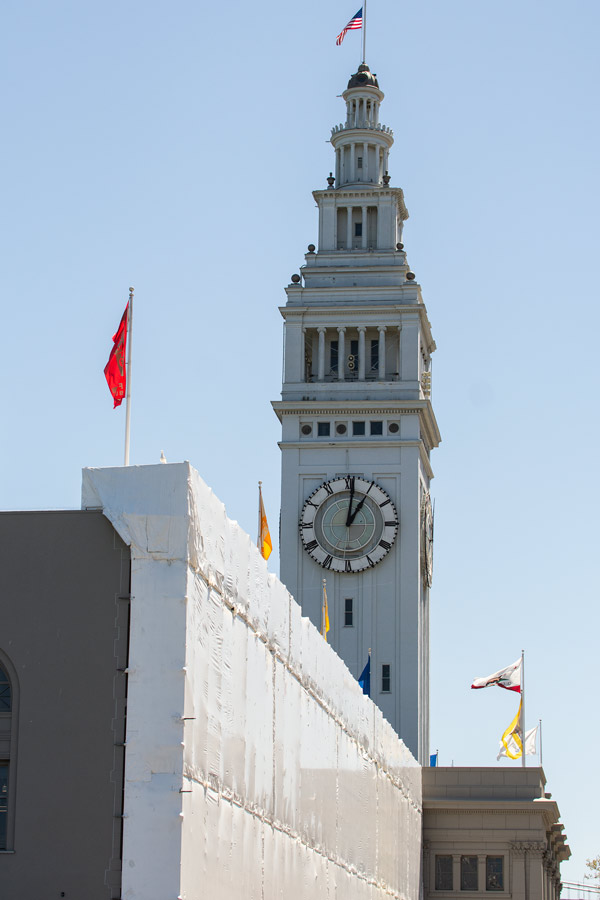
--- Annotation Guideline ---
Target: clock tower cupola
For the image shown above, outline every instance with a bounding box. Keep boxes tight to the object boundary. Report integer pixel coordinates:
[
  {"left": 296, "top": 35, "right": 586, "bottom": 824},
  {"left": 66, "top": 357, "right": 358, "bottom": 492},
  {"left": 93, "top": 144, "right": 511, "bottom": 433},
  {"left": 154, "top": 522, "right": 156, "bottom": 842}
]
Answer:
[{"left": 273, "top": 65, "right": 440, "bottom": 763}]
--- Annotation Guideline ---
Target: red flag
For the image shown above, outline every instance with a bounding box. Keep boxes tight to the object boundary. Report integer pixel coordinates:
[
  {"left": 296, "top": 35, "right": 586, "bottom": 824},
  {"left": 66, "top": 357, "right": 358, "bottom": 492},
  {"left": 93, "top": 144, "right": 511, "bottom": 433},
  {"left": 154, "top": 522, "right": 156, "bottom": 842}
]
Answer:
[{"left": 104, "top": 303, "right": 128, "bottom": 408}]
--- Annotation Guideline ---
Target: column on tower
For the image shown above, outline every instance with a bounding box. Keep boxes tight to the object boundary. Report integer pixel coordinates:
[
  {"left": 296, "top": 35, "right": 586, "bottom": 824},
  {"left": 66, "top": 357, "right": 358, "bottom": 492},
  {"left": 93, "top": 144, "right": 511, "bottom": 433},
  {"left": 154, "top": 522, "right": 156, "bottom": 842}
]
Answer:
[
  {"left": 397, "top": 325, "right": 402, "bottom": 381},
  {"left": 337, "top": 328, "right": 346, "bottom": 381},
  {"left": 363, "top": 142, "right": 368, "bottom": 182},
  {"left": 335, "top": 148, "right": 341, "bottom": 186},
  {"left": 358, "top": 326, "right": 366, "bottom": 380},
  {"left": 350, "top": 144, "right": 356, "bottom": 183},
  {"left": 346, "top": 205, "right": 353, "bottom": 249},
  {"left": 378, "top": 326, "right": 387, "bottom": 380},
  {"left": 317, "top": 327, "right": 326, "bottom": 381},
  {"left": 361, "top": 206, "right": 368, "bottom": 250}
]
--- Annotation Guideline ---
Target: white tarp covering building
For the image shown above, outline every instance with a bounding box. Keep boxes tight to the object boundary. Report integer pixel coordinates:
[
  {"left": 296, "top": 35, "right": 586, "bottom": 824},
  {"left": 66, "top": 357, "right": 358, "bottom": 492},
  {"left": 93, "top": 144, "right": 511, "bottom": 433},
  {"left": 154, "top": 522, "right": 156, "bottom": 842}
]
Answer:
[{"left": 82, "top": 463, "right": 422, "bottom": 900}]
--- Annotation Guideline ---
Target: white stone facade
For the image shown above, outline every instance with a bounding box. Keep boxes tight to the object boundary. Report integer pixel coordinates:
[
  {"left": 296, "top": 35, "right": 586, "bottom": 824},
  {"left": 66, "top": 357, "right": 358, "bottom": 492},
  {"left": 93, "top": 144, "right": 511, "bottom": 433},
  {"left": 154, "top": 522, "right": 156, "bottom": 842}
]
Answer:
[
  {"left": 274, "top": 65, "right": 440, "bottom": 762},
  {"left": 422, "top": 767, "right": 570, "bottom": 900}
]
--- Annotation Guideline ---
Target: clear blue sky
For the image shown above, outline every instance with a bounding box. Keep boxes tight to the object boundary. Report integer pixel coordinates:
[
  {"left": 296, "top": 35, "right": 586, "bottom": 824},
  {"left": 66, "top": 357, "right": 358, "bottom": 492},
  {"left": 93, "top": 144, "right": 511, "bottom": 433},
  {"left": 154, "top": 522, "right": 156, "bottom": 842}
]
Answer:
[{"left": 2, "top": 0, "right": 598, "bottom": 882}]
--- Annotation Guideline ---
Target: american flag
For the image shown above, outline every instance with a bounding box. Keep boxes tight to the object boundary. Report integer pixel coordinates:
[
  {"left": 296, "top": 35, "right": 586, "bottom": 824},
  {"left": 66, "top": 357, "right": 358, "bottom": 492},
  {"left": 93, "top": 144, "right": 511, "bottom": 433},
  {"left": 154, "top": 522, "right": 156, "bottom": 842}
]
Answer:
[{"left": 336, "top": 8, "right": 363, "bottom": 46}]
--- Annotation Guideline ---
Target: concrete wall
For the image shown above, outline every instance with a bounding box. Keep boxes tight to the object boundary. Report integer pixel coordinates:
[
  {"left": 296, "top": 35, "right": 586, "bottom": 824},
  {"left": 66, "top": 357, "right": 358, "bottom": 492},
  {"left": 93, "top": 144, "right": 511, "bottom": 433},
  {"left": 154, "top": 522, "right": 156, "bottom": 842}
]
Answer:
[
  {"left": 0, "top": 511, "right": 129, "bottom": 899},
  {"left": 82, "top": 462, "right": 423, "bottom": 900}
]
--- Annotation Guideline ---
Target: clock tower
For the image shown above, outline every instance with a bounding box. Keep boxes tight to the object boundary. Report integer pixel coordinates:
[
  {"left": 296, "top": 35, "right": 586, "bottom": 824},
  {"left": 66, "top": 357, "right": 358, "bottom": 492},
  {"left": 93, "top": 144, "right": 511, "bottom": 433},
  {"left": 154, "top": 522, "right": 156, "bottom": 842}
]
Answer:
[{"left": 272, "top": 64, "right": 440, "bottom": 763}]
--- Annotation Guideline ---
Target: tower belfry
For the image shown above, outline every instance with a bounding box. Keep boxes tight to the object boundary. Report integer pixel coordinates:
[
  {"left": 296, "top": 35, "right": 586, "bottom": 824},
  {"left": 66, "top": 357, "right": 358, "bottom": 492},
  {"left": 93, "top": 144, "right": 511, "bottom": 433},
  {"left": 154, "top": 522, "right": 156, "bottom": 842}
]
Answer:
[{"left": 273, "top": 65, "right": 440, "bottom": 763}]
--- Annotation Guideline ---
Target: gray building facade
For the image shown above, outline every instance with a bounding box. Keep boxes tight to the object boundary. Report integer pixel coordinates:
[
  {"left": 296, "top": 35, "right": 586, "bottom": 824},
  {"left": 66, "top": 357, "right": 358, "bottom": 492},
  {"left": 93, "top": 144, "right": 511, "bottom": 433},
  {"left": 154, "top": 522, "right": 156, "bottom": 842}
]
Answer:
[{"left": 0, "top": 511, "right": 130, "bottom": 899}]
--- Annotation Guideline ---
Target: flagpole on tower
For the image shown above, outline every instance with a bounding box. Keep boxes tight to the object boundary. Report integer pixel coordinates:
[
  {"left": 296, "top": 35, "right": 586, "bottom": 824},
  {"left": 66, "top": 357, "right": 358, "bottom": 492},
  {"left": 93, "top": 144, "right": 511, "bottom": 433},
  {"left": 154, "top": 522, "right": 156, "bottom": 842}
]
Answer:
[
  {"left": 124, "top": 287, "right": 134, "bottom": 466},
  {"left": 362, "top": 0, "right": 367, "bottom": 63},
  {"left": 520, "top": 649, "right": 526, "bottom": 767}
]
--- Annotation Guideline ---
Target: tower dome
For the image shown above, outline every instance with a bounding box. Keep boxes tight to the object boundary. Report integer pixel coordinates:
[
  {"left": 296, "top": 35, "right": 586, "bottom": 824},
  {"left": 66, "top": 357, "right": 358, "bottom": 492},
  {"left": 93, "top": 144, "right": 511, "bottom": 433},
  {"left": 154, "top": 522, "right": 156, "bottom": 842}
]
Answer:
[{"left": 347, "top": 63, "right": 379, "bottom": 90}]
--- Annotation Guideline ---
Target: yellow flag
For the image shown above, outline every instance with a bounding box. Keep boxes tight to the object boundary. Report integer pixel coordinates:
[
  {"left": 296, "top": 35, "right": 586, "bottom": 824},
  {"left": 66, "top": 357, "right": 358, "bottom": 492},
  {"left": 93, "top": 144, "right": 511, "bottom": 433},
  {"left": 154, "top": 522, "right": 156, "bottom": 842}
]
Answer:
[
  {"left": 322, "top": 583, "right": 330, "bottom": 641},
  {"left": 258, "top": 483, "right": 272, "bottom": 560},
  {"left": 498, "top": 698, "right": 523, "bottom": 760}
]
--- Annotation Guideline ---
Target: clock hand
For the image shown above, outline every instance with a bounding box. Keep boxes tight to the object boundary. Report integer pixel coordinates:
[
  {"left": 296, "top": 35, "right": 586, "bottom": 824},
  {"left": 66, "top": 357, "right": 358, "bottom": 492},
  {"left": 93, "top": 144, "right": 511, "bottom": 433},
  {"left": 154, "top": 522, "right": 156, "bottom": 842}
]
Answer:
[
  {"left": 348, "top": 493, "right": 367, "bottom": 526},
  {"left": 345, "top": 478, "right": 355, "bottom": 527}
]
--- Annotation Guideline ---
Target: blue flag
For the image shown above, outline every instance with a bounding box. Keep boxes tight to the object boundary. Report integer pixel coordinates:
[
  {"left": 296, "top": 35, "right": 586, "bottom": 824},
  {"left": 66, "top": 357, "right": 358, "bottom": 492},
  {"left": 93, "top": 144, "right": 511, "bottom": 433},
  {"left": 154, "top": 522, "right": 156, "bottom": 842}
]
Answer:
[
  {"left": 358, "top": 655, "right": 371, "bottom": 696},
  {"left": 430, "top": 753, "right": 438, "bottom": 767}
]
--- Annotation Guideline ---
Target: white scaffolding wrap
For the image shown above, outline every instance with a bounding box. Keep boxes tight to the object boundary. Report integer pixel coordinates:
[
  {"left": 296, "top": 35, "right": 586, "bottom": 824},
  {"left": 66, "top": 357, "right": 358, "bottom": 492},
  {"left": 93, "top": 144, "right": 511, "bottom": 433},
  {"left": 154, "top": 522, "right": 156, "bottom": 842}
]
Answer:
[{"left": 82, "top": 463, "right": 422, "bottom": 900}]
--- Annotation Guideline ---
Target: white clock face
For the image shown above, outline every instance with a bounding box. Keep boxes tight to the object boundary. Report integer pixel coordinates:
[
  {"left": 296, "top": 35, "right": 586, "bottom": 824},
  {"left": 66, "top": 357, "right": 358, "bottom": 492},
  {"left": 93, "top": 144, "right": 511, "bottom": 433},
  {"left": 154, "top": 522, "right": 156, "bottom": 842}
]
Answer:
[{"left": 299, "top": 476, "right": 398, "bottom": 573}]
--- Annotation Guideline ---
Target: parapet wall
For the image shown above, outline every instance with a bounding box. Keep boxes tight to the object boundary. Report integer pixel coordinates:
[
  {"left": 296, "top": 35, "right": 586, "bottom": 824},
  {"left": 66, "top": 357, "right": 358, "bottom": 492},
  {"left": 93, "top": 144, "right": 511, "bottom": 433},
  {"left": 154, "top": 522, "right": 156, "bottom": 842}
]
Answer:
[{"left": 83, "top": 462, "right": 422, "bottom": 900}]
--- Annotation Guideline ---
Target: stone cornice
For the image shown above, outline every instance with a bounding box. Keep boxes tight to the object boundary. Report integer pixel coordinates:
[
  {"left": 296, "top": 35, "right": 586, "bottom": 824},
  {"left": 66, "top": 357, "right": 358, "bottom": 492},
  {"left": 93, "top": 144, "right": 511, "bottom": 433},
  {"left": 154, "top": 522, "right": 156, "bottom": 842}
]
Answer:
[{"left": 423, "top": 803, "right": 550, "bottom": 814}]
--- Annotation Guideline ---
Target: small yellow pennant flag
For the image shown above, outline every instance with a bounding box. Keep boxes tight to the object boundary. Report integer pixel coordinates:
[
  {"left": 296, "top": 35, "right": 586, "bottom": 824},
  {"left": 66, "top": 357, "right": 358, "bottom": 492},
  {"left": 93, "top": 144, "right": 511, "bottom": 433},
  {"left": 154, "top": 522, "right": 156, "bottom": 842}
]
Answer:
[
  {"left": 322, "top": 582, "right": 330, "bottom": 641},
  {"left": 258, "top": 483, "right": 272, "bottom": 561}
]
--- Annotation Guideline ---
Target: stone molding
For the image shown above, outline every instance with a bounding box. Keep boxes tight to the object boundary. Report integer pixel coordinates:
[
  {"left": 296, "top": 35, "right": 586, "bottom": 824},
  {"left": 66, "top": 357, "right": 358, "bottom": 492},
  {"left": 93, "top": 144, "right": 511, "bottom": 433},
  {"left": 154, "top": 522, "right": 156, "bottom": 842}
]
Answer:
[{"left": 510, "top": 841, "right": 547, "bottom": 856}]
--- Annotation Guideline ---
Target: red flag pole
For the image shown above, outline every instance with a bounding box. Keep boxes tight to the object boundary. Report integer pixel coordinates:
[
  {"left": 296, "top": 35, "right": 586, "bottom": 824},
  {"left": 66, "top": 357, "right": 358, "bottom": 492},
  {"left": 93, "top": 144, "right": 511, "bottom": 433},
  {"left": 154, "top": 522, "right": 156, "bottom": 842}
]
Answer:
[{"left": 124, "top": 287, "right": 134, "bottom": 466}]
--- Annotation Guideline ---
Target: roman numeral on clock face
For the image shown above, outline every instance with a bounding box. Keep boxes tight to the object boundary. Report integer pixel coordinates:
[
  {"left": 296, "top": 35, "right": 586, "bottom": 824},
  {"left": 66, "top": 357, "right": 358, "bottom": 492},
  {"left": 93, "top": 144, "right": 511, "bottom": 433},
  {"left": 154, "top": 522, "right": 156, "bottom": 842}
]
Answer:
[
  {"left": 323, "top": 482, "right": 334, "bottom": 494},
  {"left": 379, "top": 540, "right": 391, "bottom": 551},
  {"left": 345, "top": 560, "right": 352, "bottom": 573},
  {"left": 323, "top": 555, "right": 333, "bottom": 569},
  {"left": 305, "top": 540, "right": 318, "bottom": 552}
]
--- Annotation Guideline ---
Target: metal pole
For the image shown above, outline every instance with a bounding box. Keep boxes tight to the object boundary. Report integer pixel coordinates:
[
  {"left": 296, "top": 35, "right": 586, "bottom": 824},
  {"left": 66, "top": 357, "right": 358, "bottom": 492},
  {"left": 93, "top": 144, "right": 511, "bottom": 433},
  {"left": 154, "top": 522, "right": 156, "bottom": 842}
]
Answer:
[
  {"left": 124, "top": 286, "right": 134, "bottom": 466},
  {"left": 521, "top": 649, "right": 526, "bottom": 767},
  {"left": 539, "top": 718, "right": 543, "bottom": 767},
  {"left": 322, "top": 578, "right": 326, "bottom": 636},
  {"left": 362, "top": 0, "right": 367, "bottom": 64}
]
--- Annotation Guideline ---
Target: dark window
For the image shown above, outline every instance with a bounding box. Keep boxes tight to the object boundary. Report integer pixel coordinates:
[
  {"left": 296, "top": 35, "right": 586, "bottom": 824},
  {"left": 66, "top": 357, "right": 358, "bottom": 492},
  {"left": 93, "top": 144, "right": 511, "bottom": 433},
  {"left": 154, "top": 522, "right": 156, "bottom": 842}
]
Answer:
[
  {"left": 0, "top": 764, "right": 7, "bottom": 851},
  {"left": 461, "top": 856, "right": 478, "bottom": 891},
  {"left": 357, "top": 156, "right": 363, "bottom": 168},
  {"left": 486, "top": 857, "right": 503, "bottom": 891},
  {"left": 355, "top": 222, "right": 362, "bottom": 237},
  {"left": 370, "top": 421, "right": 383, "bottom": 436},
  {"left": 370, "top": 339, "right": 379, "bottom": 372},
  {"left": 317, "top": 422, "right": 330, "bottom": 437},
  {"left": 381, "top": 664, "right": 391, "bottom": 692},
  {"left": 352, "top": 421, "right": 365, "bottom": 436},
  {"left": 0, "top": 668, "right": 10, "bottom": 712},
  {"left": 344, "top": 598, "right": 353, "bottom": 627},
  {"left": 435, "top": 855, "right": 453, "bottom": 891},
  {"left": 330, "top": 340, "right": 338, "bottom": 374}
]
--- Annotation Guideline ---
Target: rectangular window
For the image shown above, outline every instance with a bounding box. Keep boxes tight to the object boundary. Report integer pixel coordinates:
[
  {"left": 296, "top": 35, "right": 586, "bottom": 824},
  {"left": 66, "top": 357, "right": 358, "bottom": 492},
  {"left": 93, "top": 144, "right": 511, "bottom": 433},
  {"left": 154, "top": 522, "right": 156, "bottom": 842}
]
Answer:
[
  {"left": 330, "top": 340, "right": 338, "bottom": 374},
  {"left": 381, "top": 664, "right": 391, "bottom": 692},
  {"left": 486, "top": 857, "right": 503, "bottom": 891},
  {"left": 461, "top": 856, "right": 478, "bottom": 891},
  {"left": 317, "top": 422, "right": 330, "bottom": 437},
  {"left": 435, "top": 855, "right": 453, "bottom": 891},
  {"left": 357, "top": 156, "right": 363, "bottom": 168},
  {"left": 355, "top": 222, "right": 362, "bottom": 237},
  {"left": 352, "top": 421, "right": 365, "bottom": 436},
  {"left": 0, "top": 764, "right": 7, "bottom": 851},
  {"left": 370, "top": 338, "right": 379, "bottom": 372},
  {"left": 370, "top": 421, "right": 383, "bottom": 436},
  {"left": 344, "top": 598, "right": 353, "bottom": 627}
]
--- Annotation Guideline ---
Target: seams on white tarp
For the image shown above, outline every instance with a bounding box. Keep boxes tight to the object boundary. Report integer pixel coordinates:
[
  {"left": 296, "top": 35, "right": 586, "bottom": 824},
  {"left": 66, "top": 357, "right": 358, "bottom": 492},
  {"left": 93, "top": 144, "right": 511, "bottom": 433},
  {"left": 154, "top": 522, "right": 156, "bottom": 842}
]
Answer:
[{"left": 82, "top": 462, "right": 422, "bottom": 900}]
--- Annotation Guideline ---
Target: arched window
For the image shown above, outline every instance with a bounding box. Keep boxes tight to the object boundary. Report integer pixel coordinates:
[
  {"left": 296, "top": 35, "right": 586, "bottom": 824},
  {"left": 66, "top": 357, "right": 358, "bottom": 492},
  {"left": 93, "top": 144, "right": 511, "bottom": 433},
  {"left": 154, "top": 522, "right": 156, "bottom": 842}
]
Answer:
[
  {"left": 0, "top": 665, "right": 11, "bottom": 712},
  {"left": 0, "top": 659, "right": 17, "bottom": 851}
]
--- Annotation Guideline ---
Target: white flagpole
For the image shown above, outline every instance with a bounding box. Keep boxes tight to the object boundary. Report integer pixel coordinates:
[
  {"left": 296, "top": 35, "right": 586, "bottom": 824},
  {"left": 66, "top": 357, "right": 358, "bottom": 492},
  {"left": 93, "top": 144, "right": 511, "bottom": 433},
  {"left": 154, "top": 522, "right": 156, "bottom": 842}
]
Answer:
[
  {"left": 521, "top": 649, "right": 526, "bottom": 768},
  {"left": 362, "top": 0, "right": 367, "bottom": 64},
  {"left": 124, "top": 286, "right": 134, "bottom": 466},
  {"left": 257, "top": 481, "right": 262, "bottom": 549},
  {"left": 539, "top": 718, "right": 543, "bottom": 767},
  {"left": 322, "top": 579, "right": 326, "bottom": 636}
]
